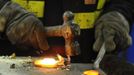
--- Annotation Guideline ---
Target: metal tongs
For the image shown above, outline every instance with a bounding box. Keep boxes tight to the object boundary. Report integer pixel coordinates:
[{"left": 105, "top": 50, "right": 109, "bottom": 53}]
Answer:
[{"left": 93, "top": 43, "right": 106, "bottom": 69}]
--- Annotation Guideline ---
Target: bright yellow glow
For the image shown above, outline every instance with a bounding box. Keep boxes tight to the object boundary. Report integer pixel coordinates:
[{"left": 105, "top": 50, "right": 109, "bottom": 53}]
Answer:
[
  {"left": 83, "top": 70, "right": 99, "bottom": 75},
  {"left": 34, "top": 54, "right": 65, "bottom": 68},
  {"left": 40, "top": 58, "right": 57, "bottom": 65},
  {"left": 56, "top": 54, "right": 64, "bottom": 66},
  {"left": 34, "top": 58, "right": 58, "bottom": 68}
]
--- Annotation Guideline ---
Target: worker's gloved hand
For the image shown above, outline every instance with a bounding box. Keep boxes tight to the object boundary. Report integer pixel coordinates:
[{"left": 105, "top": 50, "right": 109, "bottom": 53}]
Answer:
[
  {"left": 93, "top": 11, "right": 132, "bottom": 52},
  {"left": 0, "top": 2, "right": 49, "bottom": 52}
]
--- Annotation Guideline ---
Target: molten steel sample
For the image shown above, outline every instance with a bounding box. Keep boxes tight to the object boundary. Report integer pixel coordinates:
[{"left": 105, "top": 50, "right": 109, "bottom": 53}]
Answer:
[
  {"left": 34, "top": 58, "right": 58, "bottom": 68},
  {"left": 83, "top": 70, "right": 99, "bottom": 75},
  {"left": 34, "top": 54, "right": 65, "bottom": 68}
]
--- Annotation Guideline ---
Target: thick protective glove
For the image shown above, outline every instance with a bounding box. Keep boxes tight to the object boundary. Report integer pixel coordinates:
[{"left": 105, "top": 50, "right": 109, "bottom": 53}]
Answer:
[
  {"left": 93, "top": 11, "right": 132, "bottom": 52},
  {"left": 0, "top": 2, "right": 49, "bottom": 51}
]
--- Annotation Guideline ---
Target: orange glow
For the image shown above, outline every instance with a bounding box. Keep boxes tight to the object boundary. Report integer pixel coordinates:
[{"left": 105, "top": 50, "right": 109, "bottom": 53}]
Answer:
[
  {"left": 83, "top": 70, "right": 99, "bottom": 75},
  {"left": 34, "top": 54, "right": 65, "bottom": 68},
  {"left": 34, "top": 58, "right": 58, "bottom": 68},
  {"left": 56, "top": 54, "right": 64, "bottom": 66}
]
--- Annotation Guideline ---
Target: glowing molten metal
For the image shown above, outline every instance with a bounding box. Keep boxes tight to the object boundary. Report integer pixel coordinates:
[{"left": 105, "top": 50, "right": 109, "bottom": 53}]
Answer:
[
  {"left": 34, "top": 54, "right": 64, "bottom": 68},
  {"left": 83, "top": 70, "right": 99, "bottom": 75}
]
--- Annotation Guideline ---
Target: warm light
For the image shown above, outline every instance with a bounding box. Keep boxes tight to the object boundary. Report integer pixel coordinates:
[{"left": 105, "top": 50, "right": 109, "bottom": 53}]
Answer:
[
  {"left": 34, "top": 58, "right": 58, "bottom": 68},
  {"left": 34, "top": 54, "right": 65, "bottom": 68},
  {"left": 57, "top": 54, "right": 64, "bottom": 66},
  {"left": 83, "top": 70, "right": 99, "bottom": 75}
]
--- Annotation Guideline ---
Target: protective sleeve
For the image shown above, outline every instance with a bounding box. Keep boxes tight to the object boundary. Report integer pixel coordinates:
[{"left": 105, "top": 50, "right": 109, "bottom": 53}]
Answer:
[{"left": 102, "top": 0, "right": 134, "bottom": 25}]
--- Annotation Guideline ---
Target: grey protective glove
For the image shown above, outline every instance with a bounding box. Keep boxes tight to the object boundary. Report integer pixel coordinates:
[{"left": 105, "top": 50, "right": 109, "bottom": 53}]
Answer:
[
  {"left": 0, "top": 2, "right": 49, "bottom": 51},
  {"left": 93, "top": 11, "right": 132, "bottom": 52}
]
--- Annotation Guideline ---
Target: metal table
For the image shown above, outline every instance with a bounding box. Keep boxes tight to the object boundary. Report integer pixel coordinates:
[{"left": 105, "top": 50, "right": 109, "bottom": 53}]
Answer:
[{"left": 0, "top": 57, "right": 106, "bottom": 75}]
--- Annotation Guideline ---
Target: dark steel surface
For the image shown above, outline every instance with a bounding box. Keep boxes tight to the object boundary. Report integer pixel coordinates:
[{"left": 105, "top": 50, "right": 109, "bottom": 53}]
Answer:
[{"left": 0, "top": 57, "right": 106, "bottom": 75}]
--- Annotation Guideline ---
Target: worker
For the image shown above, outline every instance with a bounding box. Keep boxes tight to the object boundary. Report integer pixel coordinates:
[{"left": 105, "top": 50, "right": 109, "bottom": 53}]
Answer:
[{"left": 0, "top": 0, "right": 134, "bottom": 63}]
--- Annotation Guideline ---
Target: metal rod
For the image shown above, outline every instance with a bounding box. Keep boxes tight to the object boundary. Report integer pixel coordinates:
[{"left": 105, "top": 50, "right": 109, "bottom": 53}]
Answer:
[{"left": 93, "top": 43, "right": 106, "bottom": 69}]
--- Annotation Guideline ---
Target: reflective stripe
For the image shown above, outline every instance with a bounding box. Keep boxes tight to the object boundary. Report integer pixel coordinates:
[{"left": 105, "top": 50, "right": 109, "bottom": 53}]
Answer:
[
  {"left": 97, "top": 0, "right": 106, "bottom": 9},
  {"left": 11, "top": 0, "right": 45, "bottom": 17},
  {"left": 11, "top": 0, "right": 104, "bottom": 29},
  {"left": 74, "top": 11, "right": 101, "bottom": 29},
  {"left": 74, "top": 0, "right": 106, "bottom": 29}
]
